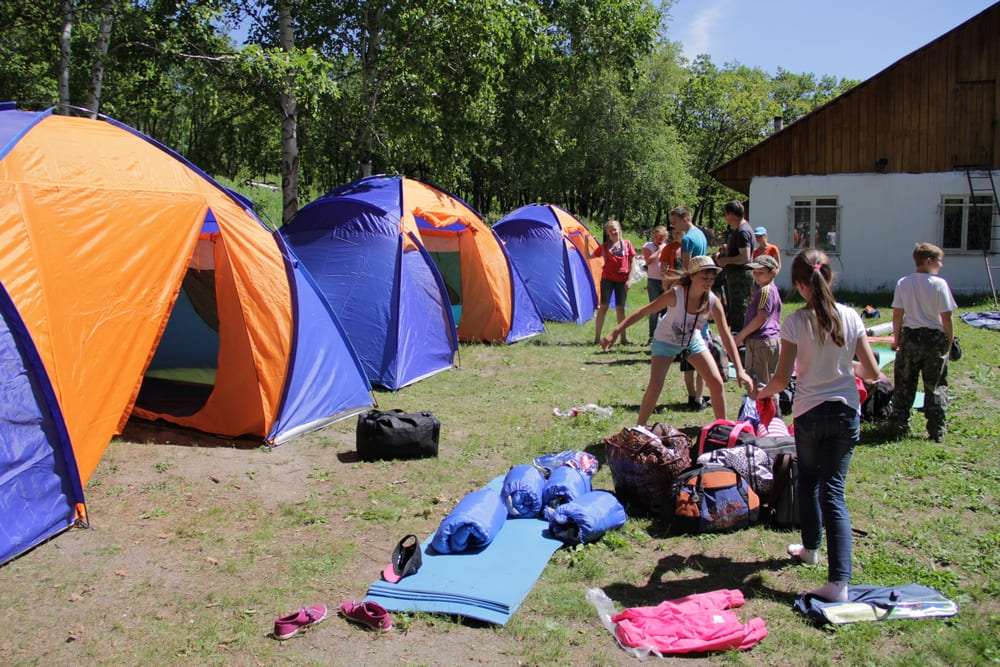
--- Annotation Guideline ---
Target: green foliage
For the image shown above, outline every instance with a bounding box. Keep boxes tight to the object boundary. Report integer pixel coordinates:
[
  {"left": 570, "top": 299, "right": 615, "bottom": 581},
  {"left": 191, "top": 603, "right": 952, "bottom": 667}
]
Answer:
[{"left": 8, "top": 1, "right": 861, "bottom": 231}]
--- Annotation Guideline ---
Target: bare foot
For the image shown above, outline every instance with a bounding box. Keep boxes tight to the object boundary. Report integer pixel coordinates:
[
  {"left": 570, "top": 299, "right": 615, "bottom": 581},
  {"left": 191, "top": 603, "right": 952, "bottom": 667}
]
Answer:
[{"left": 809, "top": 581, "right": 849, "bottom": 602}]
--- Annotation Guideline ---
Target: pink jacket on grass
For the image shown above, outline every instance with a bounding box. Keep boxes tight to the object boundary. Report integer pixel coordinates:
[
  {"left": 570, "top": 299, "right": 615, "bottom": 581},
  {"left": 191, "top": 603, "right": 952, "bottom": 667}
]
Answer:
[{"left": 611, "top": 589, "right": 767, "bottom": 654}]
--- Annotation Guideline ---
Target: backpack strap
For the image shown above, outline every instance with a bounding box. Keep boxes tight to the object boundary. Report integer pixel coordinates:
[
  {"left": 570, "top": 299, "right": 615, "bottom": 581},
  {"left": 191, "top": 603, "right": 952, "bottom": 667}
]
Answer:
[
  {"left": 769, "top": 452, "right": 793, "bottom": 508},
  {"left": 727, "top": 421, "right": 754, "bottom": 448}
]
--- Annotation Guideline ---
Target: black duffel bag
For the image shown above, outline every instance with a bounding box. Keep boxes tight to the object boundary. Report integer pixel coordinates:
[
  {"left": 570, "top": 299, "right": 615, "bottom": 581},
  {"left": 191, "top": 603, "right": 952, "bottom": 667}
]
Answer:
[{"left": 356, "top": 409, "right": 440, "bottom": 461}]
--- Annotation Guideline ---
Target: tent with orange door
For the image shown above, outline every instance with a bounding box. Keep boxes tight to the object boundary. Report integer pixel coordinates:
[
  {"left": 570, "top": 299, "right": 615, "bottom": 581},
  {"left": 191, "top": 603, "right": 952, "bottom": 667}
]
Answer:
[
  {"left": 282, "top": 176, "right": 543, "bottom": 390},
  {"left": 0, "top": 104, "right": 373, "bottom": 563},
  {"left": 493, "top": 204, "right": 602, "bottom": 324}
]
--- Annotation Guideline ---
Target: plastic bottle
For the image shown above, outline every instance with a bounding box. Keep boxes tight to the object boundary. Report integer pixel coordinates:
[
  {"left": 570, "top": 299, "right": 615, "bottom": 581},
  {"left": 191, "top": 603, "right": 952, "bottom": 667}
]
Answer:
[
  {"left": 582, "top": 404, "right": 614, "bottom": 419},
  {"left": 554, "top": 404, "right": 613, "bottom": 419}
]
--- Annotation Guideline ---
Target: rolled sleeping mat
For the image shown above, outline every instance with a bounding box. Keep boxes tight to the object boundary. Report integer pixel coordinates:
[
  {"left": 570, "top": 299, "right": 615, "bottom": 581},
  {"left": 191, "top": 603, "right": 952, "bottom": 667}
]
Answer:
[
  {"left": 542, "top": 465, "right": 592, "bottom": 518},
  {"left": 501, "top": 464, "right": 546, "bottom": 518},
  {"left": 430, "top": 488, "right": 507, "bottom": 554},
  {"left": 548, "top": 491, "right": 627, "bottom": 544}
]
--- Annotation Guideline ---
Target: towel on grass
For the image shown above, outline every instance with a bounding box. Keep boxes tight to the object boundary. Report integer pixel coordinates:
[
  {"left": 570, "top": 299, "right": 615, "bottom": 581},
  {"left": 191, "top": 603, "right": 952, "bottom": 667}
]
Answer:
[
  {"left": 960, "top": 311, "right": 1000, "bottom": 331},
  {"left": 794, "top": 584, "right": 958, "bottom": 625}
]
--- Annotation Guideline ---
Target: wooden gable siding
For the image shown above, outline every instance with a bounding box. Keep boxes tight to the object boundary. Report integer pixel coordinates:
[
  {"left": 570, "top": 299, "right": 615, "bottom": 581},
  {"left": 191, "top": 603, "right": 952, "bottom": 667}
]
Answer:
[{"left": 711, "top": 3, "right": 1000, "bottom": 194}]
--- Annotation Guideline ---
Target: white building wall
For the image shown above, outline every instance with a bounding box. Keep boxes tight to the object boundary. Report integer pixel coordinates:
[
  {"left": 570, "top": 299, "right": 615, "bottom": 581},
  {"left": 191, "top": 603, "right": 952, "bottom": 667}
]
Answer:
[{"left": 748, "top": 172, "right": 995, "bottom": 295}]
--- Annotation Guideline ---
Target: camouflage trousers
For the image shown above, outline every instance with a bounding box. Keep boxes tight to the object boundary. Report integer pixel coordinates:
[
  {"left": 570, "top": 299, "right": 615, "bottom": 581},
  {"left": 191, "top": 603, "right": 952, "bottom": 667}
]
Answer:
[
  {"left": 723, "top": 267, "right": 754, "bottom": 333},
  {"left": 890, "top": 327, "right": 949, "bottom": 438}
]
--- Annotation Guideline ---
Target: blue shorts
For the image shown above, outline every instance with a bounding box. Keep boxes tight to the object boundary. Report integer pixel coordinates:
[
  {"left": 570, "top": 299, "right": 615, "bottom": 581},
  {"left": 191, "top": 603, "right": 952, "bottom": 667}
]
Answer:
[
  {"left": 600, "top": 278, "right": 628, "bottom": 306},
  {"left": 651, "top": 335, "right": 708, "bottom": 359}
]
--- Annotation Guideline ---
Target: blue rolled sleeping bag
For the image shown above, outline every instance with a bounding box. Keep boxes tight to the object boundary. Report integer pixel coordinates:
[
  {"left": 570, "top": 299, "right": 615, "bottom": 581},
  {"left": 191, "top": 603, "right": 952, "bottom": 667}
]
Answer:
[
  {"left": 541, "top": 465, "right": 592, "bottom": 518},
  {"left": 431, "top": 488, "right": 507, "bottom": 553},
  {"left": 548, "top": 491, "right": 627, "bottom": 544},
  {"left": 501, "top": 464, "right": 546, "bottom": 518}
]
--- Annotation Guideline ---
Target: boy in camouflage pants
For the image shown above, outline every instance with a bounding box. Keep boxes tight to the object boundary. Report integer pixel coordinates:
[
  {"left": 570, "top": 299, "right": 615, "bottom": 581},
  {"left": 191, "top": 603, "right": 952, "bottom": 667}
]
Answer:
[{"left": 888, "top": 243, "right": 957, "bottom": 442}]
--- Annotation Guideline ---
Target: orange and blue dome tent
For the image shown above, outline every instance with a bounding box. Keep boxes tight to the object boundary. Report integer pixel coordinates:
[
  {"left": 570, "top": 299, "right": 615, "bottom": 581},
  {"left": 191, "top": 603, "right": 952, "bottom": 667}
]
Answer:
[
  {"left": 0, "top": 103, "right": 373, "bottom": 563},
  {"left": 282, "top": 175, "right": 543, "bottom": 390},
  {"left": 493, "top": 204, "right": 602, "bottom": 325}
]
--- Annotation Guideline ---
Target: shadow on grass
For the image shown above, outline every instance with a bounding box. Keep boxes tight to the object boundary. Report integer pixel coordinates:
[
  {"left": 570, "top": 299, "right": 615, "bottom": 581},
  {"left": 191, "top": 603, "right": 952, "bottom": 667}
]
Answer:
[
  {"left": 859, "top": 421, "right": 909, "bottom": 447},
  {"left": 602, "top": 551, "right": 800, "bottom": 609},
  {"left": 120, "top": 417, "right": 262, "bottom": 449},
  {"left": 583, "top": 355, "right": 649, "bottom": 367}
]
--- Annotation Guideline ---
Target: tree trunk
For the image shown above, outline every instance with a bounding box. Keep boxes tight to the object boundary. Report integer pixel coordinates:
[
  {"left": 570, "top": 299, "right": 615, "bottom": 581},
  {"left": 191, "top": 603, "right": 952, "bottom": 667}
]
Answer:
[
  {"left": 359, "top": 2, "right": 386, "bottom": 179},
  {"left": 85, "top": 0, "right": 115, "bottom": 118},
  {"left": 278, "top": 0, "right": 298, "bottom": 226},
  {"left": 58, "top": 0, "right": 73, "bottom": 111}
]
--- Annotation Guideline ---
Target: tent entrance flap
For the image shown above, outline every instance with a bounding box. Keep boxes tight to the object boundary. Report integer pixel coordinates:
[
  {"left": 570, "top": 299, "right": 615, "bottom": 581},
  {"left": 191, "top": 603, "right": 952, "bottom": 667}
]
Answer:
[
  {"left": 427, "top": 250, "right": 463, "bottom": 324},
  {"left": 136, "top": 238, "right": 221, "bottom": 417}
]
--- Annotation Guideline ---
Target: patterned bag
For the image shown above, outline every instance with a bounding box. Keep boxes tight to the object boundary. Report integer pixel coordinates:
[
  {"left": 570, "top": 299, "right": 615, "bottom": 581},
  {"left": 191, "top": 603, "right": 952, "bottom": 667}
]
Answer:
[{"left": 604, "top": 425, "right": 691, "bottom": 516}]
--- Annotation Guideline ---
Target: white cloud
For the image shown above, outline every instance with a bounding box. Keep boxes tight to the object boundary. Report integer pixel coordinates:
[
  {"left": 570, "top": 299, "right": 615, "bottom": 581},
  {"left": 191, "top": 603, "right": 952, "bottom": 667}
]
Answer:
[{"left": 680, "top": 0, "right": 730, "bottom": 62}]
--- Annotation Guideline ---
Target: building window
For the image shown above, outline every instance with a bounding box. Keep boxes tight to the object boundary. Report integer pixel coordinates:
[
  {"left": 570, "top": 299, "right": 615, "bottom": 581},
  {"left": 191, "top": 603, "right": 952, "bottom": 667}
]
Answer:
[
  {"left": 941, "top": 196, "right": 995, "bottom": 253},
  {"left": 788, "top": 197, "right": 840, "bottom": 253}
]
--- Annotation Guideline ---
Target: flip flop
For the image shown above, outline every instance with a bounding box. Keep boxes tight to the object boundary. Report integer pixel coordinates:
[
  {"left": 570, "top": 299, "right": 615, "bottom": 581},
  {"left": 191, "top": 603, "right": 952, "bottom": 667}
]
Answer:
[
  {"left": 340, "top": 600, "right": 391, "bottom": 630},
  {"left": 382, "top": 534, "right": 422, "bottom": 583}
]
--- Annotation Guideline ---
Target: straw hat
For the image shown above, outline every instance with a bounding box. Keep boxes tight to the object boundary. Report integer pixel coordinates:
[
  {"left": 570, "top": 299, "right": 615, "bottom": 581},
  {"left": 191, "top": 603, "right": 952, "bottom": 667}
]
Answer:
[{"left": 687, "top": 255, "right": 722, "bottom": 274}]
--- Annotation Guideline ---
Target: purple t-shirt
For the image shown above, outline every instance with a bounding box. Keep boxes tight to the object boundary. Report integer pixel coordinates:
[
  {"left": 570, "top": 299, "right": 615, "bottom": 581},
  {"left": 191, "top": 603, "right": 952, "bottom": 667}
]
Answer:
[{"left": 743, "top": 282, "right": 782, "bottom": 339}]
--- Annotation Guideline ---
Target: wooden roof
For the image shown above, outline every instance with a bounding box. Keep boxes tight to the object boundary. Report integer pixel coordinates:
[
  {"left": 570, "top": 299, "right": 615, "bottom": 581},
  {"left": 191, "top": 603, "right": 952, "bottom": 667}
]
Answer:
[{"left": 711, "top": 3, "right": 1000, "bottom": 195}]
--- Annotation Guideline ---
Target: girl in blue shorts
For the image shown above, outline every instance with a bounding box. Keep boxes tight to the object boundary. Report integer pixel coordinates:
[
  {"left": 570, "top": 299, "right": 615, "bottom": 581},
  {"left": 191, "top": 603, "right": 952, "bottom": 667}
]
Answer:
[{"left": 602, "top": 255, "right": 753, "bottom": 425}]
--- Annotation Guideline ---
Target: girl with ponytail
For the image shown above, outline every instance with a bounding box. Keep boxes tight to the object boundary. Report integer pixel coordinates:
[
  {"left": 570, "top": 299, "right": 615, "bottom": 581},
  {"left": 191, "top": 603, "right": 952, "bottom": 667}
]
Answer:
[{"left": 756, "top": 249, "right": 880, "bottom": 602}]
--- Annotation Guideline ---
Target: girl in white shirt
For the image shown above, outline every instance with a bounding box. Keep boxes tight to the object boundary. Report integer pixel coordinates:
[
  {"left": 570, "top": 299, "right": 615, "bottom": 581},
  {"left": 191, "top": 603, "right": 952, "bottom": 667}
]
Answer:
[{"left": 756, "top": 249, "right": 880, "bottom": 602}]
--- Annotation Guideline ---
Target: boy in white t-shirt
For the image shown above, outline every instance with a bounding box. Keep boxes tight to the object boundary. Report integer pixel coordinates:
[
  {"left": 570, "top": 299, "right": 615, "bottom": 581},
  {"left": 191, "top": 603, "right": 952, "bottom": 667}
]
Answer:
[{"left": 888, "top": 243, "right": 957, "bottom": 442}]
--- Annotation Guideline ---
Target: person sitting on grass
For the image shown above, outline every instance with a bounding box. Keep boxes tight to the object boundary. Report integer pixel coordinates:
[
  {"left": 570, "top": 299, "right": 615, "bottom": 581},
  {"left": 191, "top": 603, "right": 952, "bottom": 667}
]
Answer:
[
  {"left": 734, "top": 254, "right": 782, "bottom": 388},
  {"left": 601, "top": 255, "right": 753, "bottom": 425}
]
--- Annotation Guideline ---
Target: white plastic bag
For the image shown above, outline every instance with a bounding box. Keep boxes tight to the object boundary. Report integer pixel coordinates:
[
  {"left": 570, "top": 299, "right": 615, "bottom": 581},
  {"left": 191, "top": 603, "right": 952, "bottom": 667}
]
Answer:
[
  {"left": 625, "top": 259, "right": 647, "bottom": 288},
  {"left": 585, "top": 587, "right": 662, "bottom": 659}
]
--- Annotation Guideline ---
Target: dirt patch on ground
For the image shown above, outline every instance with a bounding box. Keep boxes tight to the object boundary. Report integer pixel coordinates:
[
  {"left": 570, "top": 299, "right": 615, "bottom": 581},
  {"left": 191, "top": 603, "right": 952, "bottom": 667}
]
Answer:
[{"left": 2, "top": 333, "right": 995, "bottom": 665}]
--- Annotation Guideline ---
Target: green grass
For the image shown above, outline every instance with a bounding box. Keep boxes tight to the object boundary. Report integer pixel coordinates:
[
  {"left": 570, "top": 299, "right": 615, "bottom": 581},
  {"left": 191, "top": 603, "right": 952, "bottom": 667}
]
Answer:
[{"left": 0, "top": 282, "right": 997, "bottom": 665}]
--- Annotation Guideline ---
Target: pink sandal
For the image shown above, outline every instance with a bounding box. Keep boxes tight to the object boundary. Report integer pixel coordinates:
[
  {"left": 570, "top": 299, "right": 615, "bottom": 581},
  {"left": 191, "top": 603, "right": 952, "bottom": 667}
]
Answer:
[{"left": 340, "top": 600, "right": 391, "bottom": 630}]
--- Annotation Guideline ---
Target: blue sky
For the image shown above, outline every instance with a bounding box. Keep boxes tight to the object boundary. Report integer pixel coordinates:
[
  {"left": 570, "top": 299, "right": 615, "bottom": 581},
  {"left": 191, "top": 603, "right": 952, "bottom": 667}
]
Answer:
[{"left": 664, "top": 0, "right": 996, "bottom": 81}]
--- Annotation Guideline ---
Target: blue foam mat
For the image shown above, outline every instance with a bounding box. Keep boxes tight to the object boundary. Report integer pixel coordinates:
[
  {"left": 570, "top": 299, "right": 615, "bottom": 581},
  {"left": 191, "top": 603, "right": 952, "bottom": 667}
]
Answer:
[{"left": 365, "top": 476, "right": 563, "bottom": 625}]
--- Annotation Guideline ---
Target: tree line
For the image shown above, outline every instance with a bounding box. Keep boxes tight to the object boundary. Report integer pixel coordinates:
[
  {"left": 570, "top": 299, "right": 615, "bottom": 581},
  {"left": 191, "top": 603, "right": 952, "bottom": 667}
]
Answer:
[{"left": 1, "top": 0, "right": 856, "bottom": 233}]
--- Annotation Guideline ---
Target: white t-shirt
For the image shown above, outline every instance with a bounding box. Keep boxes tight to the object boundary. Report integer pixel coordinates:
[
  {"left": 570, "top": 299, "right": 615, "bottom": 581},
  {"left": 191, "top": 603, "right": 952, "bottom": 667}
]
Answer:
[
  {"left": 781, "top": 303, "right": 866, "bottom": 418},
  {"left": 643, "top": 241, "right": 665, "bottom": 280},
  {"left": 892, "top": 272, "right": 957, "bottom": 331},
  {"left": 653, "top": 286, "right": 716, "bottom": 346}
]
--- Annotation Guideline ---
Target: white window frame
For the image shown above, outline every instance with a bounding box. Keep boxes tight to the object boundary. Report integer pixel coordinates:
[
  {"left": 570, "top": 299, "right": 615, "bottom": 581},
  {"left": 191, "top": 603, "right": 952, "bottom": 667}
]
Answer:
[
  {"left": 786, "top": 197, "right": 841, "bottom": 255},
  {"left": 939, "top": 195, "right": 996, "bottom": 254}
]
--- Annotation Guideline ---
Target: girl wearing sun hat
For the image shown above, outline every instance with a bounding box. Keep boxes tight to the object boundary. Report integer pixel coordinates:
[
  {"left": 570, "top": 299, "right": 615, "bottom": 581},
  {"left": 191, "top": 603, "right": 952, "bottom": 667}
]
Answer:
[{"left": 601, "top": 256, "right": 753, "bottom": 425}]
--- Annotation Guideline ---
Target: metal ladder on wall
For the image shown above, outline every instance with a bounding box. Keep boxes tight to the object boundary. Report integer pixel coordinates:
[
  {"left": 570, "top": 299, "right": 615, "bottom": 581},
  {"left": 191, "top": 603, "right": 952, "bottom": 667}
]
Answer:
[{"left": 965, "top": 169, "right": 1000, "bottom": 306}]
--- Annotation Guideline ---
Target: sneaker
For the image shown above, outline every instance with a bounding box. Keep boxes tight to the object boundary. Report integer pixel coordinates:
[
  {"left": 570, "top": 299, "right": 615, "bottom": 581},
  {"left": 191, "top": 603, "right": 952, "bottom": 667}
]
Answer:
[
  {"left": 273, "top": 604, "right": 328, "bottom": 640},
  {"left": 929, "top": 432, "right": 945, "bottom": 443},
  {"left": 687, "top": 396, "right": 700, "bottom": 410},
  {"left": 886, "top": 421, "right": 910, "bottom": 439},
  {"left": 340, "top": 600, "right": 392, "bottom": 630},
  {"left": 700, "top": 396, "right": 711, "bottom": 409}
]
